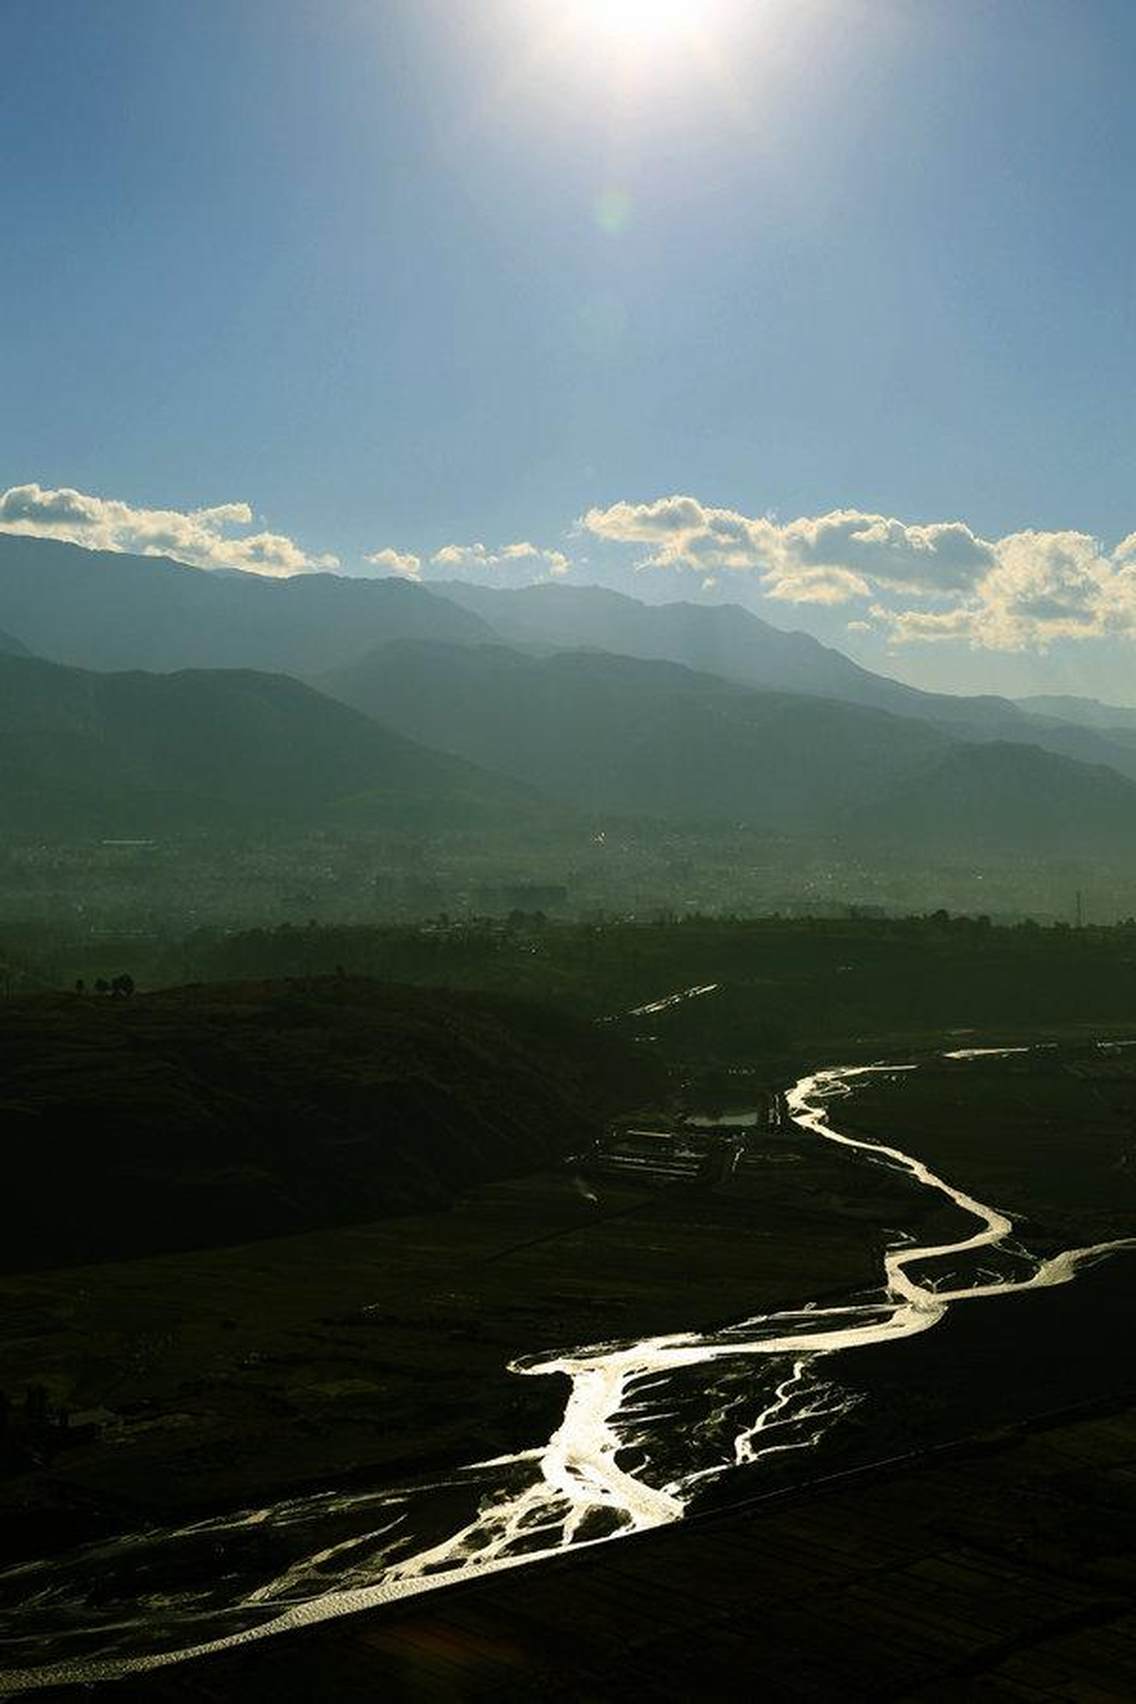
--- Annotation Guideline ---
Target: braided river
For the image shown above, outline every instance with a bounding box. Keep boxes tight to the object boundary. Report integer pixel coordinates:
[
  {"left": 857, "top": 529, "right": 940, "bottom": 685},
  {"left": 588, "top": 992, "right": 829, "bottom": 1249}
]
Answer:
[{"left": 2, "top": 1044, "right": 1133, "bottom": 1695}]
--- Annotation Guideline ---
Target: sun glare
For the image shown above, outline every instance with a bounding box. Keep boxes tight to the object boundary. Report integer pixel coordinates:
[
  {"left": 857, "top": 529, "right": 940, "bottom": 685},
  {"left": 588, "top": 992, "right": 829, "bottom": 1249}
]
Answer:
[{"left": 564, "top": 0, "right": 703, "bottom": 49}]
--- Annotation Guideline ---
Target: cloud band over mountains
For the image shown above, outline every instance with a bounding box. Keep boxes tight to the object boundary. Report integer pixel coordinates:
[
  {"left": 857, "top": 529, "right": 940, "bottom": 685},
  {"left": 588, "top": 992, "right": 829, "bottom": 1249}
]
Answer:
[
  {"left": 0, "top": 484, "right": 338, "bottom": 576},
  {"left": 579, "top": 496, "right": 1136, "bottom": 652},
  {"left": 7, "top": 479, "right": 1136, "bottom": 653},
  {"left": 366, "top": 539, "right": 571, "bottom": 588},
  {"left": 364, "top": 498, "right": 1136, "bottom": 651}
]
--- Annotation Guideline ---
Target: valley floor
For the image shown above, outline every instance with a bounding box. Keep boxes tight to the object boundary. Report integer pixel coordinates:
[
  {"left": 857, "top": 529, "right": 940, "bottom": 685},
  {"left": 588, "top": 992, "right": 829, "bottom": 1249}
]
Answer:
[
  {"left": 0, "top": 1113, "right": 925, "bottom": 1566},
  {"left": 46, "top": 1391, "right": 1136, "bottom": 1701},
  {"left": 5, "top": 1034, "right": 1136, "bottom": 1697}
]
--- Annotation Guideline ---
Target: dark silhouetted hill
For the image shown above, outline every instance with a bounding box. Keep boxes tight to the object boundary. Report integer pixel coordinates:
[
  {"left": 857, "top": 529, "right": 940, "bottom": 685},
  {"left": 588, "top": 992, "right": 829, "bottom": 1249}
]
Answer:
[
  {"left": 0, "top": 627, "right": 28, "bottom": 656},
  {"left": 0, "top": 652, "right": 538, "bottom": 836},
  {"left": 0, "top": 979, "right": 660, "bottom": 1268}
]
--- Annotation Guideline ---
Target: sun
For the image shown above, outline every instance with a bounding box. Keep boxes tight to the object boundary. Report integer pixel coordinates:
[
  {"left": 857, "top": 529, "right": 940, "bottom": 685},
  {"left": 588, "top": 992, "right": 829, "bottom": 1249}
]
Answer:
[
  {"left": 521, "top": 0, "right": 726, "bottom": 98},
  {"left": 562, "top": 0, "right": 704, "bottom": 49}
]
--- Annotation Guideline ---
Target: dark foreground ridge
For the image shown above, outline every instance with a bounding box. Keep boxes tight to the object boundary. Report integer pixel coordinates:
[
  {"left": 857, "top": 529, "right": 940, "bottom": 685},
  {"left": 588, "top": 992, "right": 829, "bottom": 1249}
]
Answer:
[
  {"left": 0, "top": 977, "right": 660, "bottom": 1270},
  {"left": 48, "top": 1393, "right": 1136, "bottom": 1702}
]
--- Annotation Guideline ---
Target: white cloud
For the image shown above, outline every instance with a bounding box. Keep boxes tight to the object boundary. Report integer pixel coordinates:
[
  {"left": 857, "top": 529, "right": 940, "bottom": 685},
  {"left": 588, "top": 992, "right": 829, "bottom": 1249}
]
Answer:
[
  {"left": 582, "top": 493, "right": 1136, "bottom": 651},
  {"left": 424, "top": 540, "right": 571, "bottom": 587},
  {"left": 581, "top": 495, "right": 995, "bottom": 599},
  {"left": 0, "top": 482, "right": 338, "bottom": 576},
  {"left": 764, "top": 566, "right": 872, "bottom": 605},
  {"left": 869, "top": 603, "right": 983, "bottom": 645},
  {"left": 13, "top": 477, "right": 1136, "bottom": 654},
  {"left": 362, "top": 546, "right": 422, "bottom": 578},
  {"left": 872, "top": 531, "right": 1136, "bottom": 651},
  {"left": 359, "top": 539, "right": 572, "bottom": 587}
]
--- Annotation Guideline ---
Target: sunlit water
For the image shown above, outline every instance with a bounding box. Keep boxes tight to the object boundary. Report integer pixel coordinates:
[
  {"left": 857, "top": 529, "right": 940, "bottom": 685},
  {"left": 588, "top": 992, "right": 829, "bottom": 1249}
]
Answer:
[{"left": 1, "top": 1042, "right": 1133, "bottom": 1695}]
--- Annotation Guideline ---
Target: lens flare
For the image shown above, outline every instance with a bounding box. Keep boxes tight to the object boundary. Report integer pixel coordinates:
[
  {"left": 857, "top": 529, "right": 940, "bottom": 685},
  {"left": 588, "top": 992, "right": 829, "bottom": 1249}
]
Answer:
[{"left": 594, "top": 186, "right": 633, "bottom": 234}]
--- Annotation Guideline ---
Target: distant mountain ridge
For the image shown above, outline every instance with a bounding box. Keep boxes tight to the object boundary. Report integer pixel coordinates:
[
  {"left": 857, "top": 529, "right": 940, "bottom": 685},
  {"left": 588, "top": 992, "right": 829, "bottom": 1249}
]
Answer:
[
  {"left": 0, "top": 534, "right": 494, "bottom": 674},
  {"left": 1018, "top": 694, "right": 1136, "bottom": 739},
  {"left": 438, "top": 580, "right": 903, "bottom": 703},
  {"left": 321, "top": 640, "right": 953, "bottom": 829},
  {"left": 436, "top": 582, "right": 1136, "bottom": 783},
  {"left": 845, "top": 740, "right": 1136, "bottom": 855},
  {"left": 435, "top": 579, "right": 1018, "bottom": 723},
  {"left": 7, "top": 535, "right": 1136, "bottom": 859},
  {"left": 5, "top": 534, "right": 1136, "bottom": 783}
]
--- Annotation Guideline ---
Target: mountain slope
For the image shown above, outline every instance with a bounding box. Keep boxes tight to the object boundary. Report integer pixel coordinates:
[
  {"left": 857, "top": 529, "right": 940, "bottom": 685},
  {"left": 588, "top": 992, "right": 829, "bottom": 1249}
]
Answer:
[
  {"left": 0, "top": 652, "right": 537, "bottom": 836},
  {"left": 842, "top": 741, "right": 1136, "bottom": 856},
  {"left": 321, "top": 640, "right": 955, "bottom": 828},
  {"left": 0, "top": 627, "right": 28, "bottom": 656},
  {"left": 437, "top": 580, "right": 897, "bottom": 701},
  {"left": 8, "top": 537, "right": 1136, "bottom": 842},
  {"left": 0, "top": 978, "right": 659, "bottom": 1267},
  {"left": 0, "top": 534, "right": 494, "bottom": 674},
  {"left": 9, "top": 536, "right": 1136, "bottom": 788},
  {"left": 1018, "top": 694, "right": 1136, "bottom": 740},
  {"left": 321, "top": 640, "right": 1136, "bottom": 855},
  {"left": 435, "top": 582, "right": 1136, "bottom": 783}
]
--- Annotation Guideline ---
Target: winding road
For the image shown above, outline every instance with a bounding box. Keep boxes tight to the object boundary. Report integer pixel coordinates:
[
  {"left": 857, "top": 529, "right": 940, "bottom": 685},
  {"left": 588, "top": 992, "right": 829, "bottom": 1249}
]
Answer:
[{"left": 1, "top": 1045, "right": 1133, "bottom": 1696}]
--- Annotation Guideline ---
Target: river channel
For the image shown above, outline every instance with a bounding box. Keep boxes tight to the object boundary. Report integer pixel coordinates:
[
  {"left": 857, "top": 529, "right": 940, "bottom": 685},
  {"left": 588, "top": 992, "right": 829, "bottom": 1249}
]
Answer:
[{"left": 1, "top": 1045, "right": 1133, "bottom": 1695}]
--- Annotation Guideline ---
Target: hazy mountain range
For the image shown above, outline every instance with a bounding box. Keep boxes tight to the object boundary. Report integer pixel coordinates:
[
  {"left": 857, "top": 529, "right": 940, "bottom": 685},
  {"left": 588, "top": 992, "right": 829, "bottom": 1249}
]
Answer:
[
  {"left": 3, "top": 532, "right": 1136, "bottom": 859},
  {"left": 437, "top": 582, "right": 1136, "bottom": 783},
  {"left": 321, "top": 641, "right": 1136, "bottom": 854},
  {"left": 1017, "top": 695, "right": 1136, "bottom": 740},
  {"left": 0, "top": 534, "right": 491, "bottom": 675},
  {"left": 323, "top": 641, "right": 958, "bottom": 830}
]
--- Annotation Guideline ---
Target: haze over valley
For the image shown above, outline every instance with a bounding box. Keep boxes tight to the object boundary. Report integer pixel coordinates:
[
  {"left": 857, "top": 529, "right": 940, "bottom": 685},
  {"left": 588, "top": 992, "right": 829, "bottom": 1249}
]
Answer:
[{"left": 6, "top": 533, "right": 1136, "bottom": 945}]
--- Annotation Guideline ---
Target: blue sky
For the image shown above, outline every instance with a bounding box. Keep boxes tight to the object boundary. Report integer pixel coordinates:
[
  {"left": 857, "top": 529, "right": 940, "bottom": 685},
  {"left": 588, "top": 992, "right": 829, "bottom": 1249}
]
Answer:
[{"left": 4, "top": 0, "right": 1136, "bottom": 698}]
